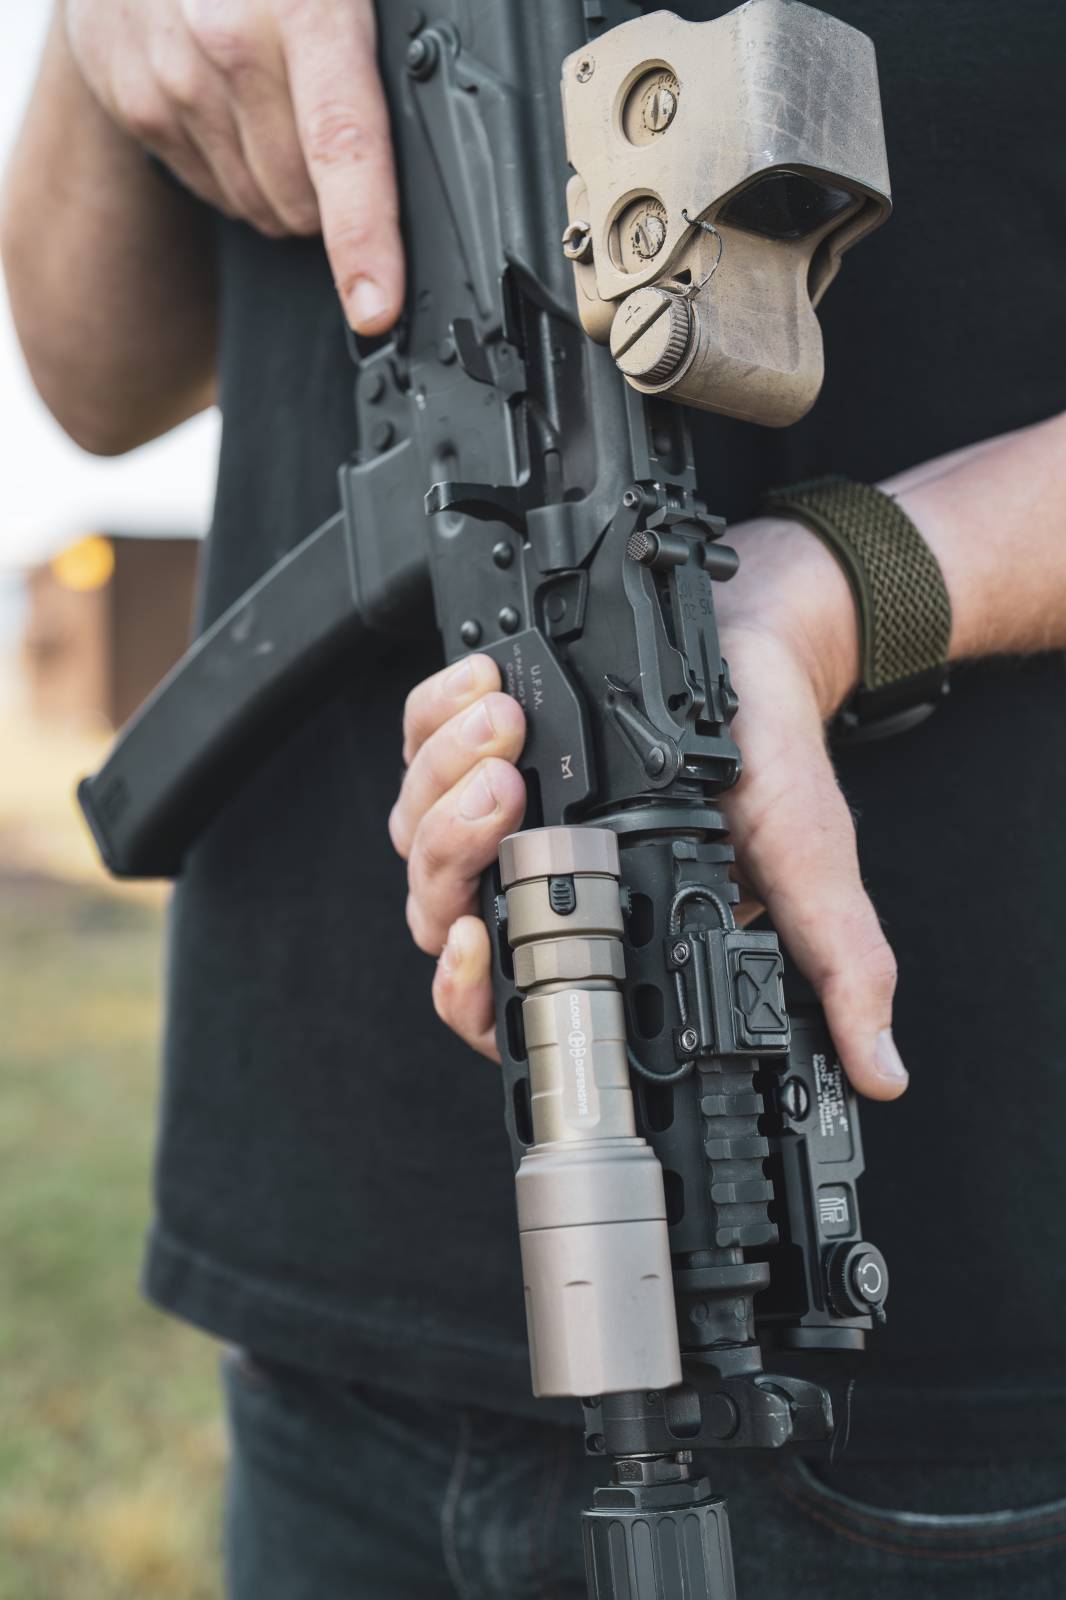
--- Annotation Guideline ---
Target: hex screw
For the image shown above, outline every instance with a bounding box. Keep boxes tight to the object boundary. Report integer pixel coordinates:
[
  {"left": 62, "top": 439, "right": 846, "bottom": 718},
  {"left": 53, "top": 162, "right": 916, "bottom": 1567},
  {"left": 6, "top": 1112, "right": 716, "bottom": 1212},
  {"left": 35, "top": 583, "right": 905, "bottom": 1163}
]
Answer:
[
  {"left": 460, "top": 619, "right": 482, "bottom": 646},
  {"left": 498, "top": 606, "right": 521, "bottom": 634},
  {"left": 406, "top": 33, "right": 438, "bottom": 78},
  {"left": 492, "top": 541, "right": 514, "bottom": 569},
  {"left": 623, "top": 486, "right": 642, "bottom": 509},
  {"left": 707, "top": 1393, "right": 740, "bottom": 1441},
  {"left": 672, "top": 940, "right": 690, "bottom": 966},
  {"left": 679, "top": 1027, "right": 699, "bottom": 1055}
]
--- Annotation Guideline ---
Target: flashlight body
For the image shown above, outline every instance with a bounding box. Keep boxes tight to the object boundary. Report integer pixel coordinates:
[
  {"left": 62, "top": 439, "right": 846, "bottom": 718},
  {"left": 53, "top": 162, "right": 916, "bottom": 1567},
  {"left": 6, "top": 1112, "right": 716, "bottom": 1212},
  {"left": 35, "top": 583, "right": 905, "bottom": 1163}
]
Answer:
[{"left": 500, "top": 827, "right": 682, "bottom": 1398}]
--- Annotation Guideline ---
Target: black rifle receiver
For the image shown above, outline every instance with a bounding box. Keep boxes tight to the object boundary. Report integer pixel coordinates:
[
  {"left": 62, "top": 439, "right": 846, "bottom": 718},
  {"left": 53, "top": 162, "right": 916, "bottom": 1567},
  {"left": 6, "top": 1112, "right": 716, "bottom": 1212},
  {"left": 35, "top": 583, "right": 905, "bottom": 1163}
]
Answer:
[{"left": 79, "top": 5, "right": 893, "bottom": 1595}]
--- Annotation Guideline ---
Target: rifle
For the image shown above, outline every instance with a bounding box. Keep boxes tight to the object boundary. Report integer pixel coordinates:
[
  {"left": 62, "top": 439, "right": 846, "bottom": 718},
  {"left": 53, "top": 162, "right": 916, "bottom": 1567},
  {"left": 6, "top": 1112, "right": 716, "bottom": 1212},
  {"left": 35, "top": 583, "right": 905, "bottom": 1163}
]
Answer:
[{"left": 78, "top": 4, "right": 893, "bottom": 1594}]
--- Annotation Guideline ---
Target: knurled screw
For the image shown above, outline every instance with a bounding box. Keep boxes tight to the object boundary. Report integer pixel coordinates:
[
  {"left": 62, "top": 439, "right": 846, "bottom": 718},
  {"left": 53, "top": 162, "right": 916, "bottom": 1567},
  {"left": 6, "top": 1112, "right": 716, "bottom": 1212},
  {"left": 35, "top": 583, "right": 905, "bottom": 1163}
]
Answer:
[
  {"left": 679, "top": 1027, "right": 699, "bottom": 1055},
  {"left": 576, "top": 56, "right": 594, "bottom": 83},
  {"left": 672, "top": 940, "right": 690, "bottom": 966}
]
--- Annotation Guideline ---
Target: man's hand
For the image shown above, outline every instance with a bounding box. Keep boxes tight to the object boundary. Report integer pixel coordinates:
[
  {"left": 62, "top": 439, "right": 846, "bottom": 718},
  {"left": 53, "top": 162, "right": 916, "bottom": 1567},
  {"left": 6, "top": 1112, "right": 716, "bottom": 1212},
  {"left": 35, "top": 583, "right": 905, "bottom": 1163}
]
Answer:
[
  {"left": 389, "top": 656, "right": 527, "bottom": 1059},
  {"left": 64, "top": 0, "right": 403, "bottom": 333},
  {"left": 390, "top": 522, "right": 909, "bottom": 1100},
  {"left": 712, "top": 518, "right": 907, "bottom": 1101}
]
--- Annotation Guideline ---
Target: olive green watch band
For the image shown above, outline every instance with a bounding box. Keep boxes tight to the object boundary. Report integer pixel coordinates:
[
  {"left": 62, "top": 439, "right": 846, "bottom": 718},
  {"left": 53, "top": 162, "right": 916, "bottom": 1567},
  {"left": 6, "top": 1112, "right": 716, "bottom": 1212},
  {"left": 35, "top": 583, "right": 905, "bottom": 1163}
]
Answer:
[{"left": 761, "top": 475, "right": 952, "bottom": 738}]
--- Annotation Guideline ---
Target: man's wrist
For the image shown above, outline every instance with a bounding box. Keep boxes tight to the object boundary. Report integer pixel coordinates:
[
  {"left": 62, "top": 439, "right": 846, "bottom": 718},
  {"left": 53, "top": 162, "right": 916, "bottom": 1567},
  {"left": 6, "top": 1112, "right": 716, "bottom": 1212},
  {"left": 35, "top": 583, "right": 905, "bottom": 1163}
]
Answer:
[{"left": 720, "top": 515, "right": 861, "bottom": 721}]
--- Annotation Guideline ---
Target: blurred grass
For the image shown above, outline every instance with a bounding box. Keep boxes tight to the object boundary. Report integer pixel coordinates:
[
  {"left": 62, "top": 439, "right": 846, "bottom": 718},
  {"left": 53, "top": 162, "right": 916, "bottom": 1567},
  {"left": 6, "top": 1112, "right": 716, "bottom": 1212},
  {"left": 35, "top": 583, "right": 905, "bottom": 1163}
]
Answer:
[{"left": 0, "top": 869, "right": 224, "bottom": 1600}]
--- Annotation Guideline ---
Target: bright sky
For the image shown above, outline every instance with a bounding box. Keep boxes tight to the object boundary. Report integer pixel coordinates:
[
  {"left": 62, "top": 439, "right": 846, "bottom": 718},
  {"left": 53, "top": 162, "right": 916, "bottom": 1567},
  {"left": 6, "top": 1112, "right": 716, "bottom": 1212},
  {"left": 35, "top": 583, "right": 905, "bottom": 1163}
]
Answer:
[{"left": 0, "top": 2, "right": 220, "bottom": 577}]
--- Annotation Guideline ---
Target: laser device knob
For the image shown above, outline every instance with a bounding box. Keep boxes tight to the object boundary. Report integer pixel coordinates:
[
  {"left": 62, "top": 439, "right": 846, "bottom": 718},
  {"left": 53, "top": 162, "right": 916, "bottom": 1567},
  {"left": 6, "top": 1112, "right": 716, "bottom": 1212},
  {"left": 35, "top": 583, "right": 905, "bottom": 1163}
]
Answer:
[{"left": 610, "top": 287, "right": 694, "bottom": 386}]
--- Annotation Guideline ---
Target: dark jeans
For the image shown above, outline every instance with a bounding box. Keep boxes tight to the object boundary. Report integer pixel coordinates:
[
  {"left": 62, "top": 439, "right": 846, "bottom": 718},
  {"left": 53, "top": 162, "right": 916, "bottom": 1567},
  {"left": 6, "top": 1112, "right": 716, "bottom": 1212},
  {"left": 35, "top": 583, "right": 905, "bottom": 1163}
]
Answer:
[{"left": 222, "top": 1350, "right": 1066, "bottom": 1600}]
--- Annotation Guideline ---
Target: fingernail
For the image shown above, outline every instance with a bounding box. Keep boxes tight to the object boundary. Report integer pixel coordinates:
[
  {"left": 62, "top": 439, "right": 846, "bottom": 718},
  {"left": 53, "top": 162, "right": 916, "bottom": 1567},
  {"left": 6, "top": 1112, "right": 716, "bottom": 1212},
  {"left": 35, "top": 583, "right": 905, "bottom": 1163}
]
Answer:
[
  {"left": 440, "top": 925, "right": 464, "bottom": 972},
  {"left": 458, "top": 770, "right": 496, "bottom": 820},
  {"left": 349, "top": 278, "right": 389, "bottom": 329},
  {"left": 460, "top": 701, "right": 495, "bottom": 748},
  {"left": 446, "top": 660, "right": 474, "bottom": 698},
  {"left": 874, "top": 1027, "right": 908, "bottom": 1083}
]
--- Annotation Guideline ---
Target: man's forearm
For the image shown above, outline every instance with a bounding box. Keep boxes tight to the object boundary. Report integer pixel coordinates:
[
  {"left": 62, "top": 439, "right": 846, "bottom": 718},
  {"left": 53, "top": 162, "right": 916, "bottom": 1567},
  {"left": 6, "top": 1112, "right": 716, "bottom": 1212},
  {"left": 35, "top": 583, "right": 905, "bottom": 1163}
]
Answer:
[
  {"left": 889, "top": 410, "right": 1066, "bottom": 661},
  {"left": 0, "top": 9, "right": 216, "bottom": 456},
  {"left": 722, "top": 410, "right": 1066, "bottom": 716}
]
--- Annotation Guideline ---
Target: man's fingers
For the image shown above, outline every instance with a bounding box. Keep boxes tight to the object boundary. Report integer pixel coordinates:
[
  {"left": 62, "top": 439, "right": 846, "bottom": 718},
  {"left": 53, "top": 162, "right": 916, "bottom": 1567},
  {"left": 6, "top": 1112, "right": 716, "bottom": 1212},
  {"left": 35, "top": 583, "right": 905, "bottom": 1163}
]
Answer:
[
  {"left": 141, "top": 124, "right": 237, "bottom": 217},
  {"left": 405, "top": 757, "right": 526, "bottom": 955},
  {"left": 402, "top": 655, "right": 501, "bottom": 766},
  {"left": 280, "top": 0, "right": 404, "bottom": 332},
  {"left": 230, "top": 80, "right": 320, "bottom": 234},
  {"left": 390, "top": 691, "right": 525, "bottom": 859},
  {"left": 730, "top": 717, "right": 906, "bottom": 1101},
  {"left": 178, "top": 97, "right": 288, "bottom": 234},
  {"left": 182, "top": 0, "right": 319, "bottom": 233},
  {"left": 144, "top": 19, "right": 287, "bottom": 235},
  {"left": 432, "top": 916, "right": 499, "bottom": 1060}
]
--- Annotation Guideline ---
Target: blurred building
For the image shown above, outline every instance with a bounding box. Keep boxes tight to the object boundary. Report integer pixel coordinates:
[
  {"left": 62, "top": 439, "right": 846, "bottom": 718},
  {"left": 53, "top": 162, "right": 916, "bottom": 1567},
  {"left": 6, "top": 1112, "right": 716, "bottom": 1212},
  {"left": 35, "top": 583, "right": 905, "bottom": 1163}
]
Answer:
[{"left": 21, "top": 533, "right": 199, "bottom": 729}]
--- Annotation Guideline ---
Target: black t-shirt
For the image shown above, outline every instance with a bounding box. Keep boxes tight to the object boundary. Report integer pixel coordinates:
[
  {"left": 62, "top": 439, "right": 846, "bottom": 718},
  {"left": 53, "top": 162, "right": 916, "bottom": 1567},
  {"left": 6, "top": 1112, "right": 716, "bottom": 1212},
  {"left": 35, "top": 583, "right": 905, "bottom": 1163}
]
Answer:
[{"left": 145, "top": 0, "right": 1066, "bottom": 1451}]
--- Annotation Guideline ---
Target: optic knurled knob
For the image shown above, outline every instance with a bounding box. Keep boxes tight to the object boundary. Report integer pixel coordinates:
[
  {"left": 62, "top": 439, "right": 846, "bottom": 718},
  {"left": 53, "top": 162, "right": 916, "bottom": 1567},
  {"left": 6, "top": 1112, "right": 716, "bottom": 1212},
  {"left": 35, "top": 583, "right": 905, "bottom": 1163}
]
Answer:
[{"left": 610, "top": 287, "right": 694, "bottom": 386}]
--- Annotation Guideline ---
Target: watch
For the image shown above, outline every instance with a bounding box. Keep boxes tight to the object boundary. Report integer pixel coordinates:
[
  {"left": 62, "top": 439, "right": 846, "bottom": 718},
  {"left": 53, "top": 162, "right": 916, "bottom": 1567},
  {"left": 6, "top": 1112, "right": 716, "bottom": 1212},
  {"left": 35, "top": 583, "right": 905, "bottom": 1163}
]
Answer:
[{"left": 761, "top": 476, "right": 952, "bottom": 740}]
